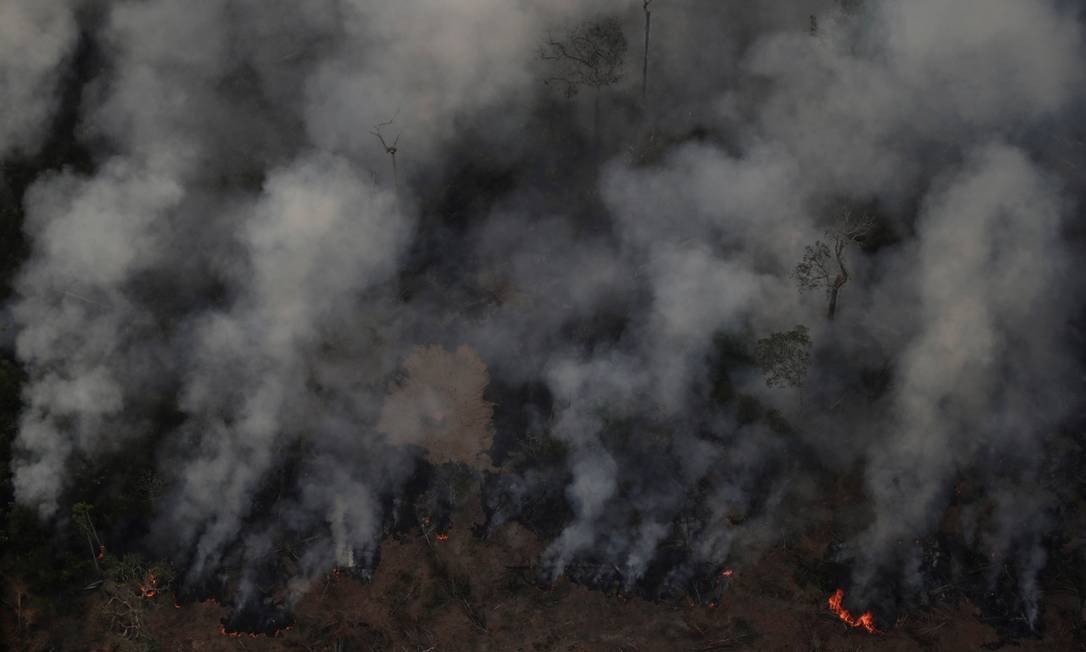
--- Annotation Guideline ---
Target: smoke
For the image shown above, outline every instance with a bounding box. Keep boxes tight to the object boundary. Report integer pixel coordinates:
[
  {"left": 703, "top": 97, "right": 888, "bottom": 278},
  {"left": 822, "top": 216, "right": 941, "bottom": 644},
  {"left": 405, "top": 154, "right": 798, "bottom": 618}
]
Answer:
[
  {"left": 3, "top": 0, "right": 1084, "bottom": 627},
  {"left": 0, "top": 0, "right": 78, "bottom": 159},
  {"left": 855, "top": 143, "right": 1074, "bottom": 614},
  {"left": 160, "top": 153, "right": 409, "bottom": 580},
  {"left": 13, "top": 159, "right": 185, "bottom": 514}
]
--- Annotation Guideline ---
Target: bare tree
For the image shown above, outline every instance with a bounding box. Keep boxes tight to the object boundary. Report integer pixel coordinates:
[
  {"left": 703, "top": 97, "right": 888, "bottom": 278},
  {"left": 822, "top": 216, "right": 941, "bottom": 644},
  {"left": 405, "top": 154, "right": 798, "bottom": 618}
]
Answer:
[
  {"left": 642, "top": 1, "right": 653, "bottom": 103},
  {"left": 794, "top": 211, "right": 874, "bottom": 320},
  {"left": 370, "top": 111, "right": 401, "bottom": 191},
  {"left": 540, "top": 16, "right": 627, "bottom": 147}
]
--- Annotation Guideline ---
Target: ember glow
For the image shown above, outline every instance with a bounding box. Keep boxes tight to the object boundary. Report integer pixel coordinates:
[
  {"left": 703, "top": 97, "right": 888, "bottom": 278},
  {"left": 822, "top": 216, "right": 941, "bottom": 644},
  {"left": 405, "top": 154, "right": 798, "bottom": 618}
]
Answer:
[
  {"left": 721, "top": 569, "right": 734, "bottom": 578},
  {"left": 436, "top": 533, "right": 449, "bottom": 542},
  {"left": 219, "top": 623, "right": 254, "bottom": 639},
  {"left": 139, "top": 572, "right": 158, "bottom": 599},
  {"left": 827, "top": 589, "right": 878, "bottom": 634}
]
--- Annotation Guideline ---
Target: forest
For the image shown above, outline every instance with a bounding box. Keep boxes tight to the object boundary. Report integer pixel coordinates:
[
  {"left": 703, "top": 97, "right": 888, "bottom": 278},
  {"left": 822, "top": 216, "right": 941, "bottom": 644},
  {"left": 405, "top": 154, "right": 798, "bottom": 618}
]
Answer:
[{"left": 1, "top": 0, "right": 1086, "bottom": 649}]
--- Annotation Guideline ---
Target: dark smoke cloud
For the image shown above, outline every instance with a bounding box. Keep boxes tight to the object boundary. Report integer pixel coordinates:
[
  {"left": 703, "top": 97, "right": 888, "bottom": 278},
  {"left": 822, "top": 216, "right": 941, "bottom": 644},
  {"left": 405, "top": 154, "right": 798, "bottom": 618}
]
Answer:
[{"left": 4, "top": 0, "right": 1085, "bottom": 623}]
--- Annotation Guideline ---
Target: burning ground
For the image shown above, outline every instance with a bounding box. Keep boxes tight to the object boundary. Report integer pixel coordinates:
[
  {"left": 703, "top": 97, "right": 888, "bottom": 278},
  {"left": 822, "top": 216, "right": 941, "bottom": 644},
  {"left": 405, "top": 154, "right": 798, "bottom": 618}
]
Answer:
[
  {"left": 5, "top": 475, "right": 1086, "bottom": 650},
  {"left": 3, "top": 0, "right": 1086, "bottom": 649}
]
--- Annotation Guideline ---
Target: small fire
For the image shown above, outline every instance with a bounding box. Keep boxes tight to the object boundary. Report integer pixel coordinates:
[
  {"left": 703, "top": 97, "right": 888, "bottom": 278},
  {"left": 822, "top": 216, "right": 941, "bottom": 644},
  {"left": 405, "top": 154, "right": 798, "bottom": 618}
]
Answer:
[
  {"left": 219, "top": 623, "right": 253, "bottom": 639},
  {"left": 827, "top": 589, "right": 878, "bottom": 633},
  {"left": 436, "top": 533, "right": 449, "bottom": 542},
  {"left": 721, "top": 568, "right": 734, "bottom": 577},
  {"left": 139, "top": 572, "right": 158, "bottom": 599}
]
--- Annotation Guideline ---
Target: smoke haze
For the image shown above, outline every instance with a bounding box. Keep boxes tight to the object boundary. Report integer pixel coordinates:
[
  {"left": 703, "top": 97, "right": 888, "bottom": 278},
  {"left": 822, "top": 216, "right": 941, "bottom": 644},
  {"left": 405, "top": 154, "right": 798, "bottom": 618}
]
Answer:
[{"left": 2, "top": 0, "right": 1084, "bottom": 629}]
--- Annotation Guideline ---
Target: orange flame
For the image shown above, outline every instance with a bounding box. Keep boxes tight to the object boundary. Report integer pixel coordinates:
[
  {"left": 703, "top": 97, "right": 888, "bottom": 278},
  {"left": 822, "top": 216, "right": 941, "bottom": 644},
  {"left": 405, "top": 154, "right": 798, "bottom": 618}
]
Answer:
[
  {"left": 721, "top": 568, "right": 734, "bottom": 577},
  {"left": 436, "top": 533, "right": 449, "bottom": 542},
  {"left": 139, "top": 572, "right": 158, "bottom": 599},
  {"left": 827, "top": 589, "right": 878, "bottom": 633},
  {"left": 219, "top": 623, "right": 246, "bottom": 638}
]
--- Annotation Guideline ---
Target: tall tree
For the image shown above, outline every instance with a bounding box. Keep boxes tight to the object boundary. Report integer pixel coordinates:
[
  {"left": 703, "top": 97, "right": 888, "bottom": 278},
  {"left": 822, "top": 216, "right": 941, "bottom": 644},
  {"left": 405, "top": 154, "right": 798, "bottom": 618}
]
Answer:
[
  {"left": 642, "top": 1, "right": 653, "bottom": 104},
  {"left": 371, "top": 111, "right": 401, "bottom": 192},
  {"left": 794, "top": 211, "right": 874, "bottom": 320},
  {"left": 540, "top": 16, "right": 628, "bottom": 148}
]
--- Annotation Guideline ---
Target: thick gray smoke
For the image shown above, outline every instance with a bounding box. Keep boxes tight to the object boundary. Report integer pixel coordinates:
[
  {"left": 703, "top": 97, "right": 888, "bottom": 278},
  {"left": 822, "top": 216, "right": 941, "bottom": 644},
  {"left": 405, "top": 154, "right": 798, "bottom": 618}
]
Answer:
[
  {"left": 0, "top": 1, "right": 78, "bottom": 159},
  {"left": 856, "top": 143, "right": 1075, "bottom": 620},
  {"left": 3, "top": 0, "right": 1084, "bottom": 621}
]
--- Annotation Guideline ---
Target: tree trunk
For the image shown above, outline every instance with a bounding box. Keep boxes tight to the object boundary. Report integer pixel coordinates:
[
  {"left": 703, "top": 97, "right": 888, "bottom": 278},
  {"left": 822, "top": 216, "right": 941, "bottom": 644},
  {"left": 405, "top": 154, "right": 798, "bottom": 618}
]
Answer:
[
  {"left": 642, "top": 2, "right": 652, "bottom": 103},
  {"left": 87, "top": 537, "right": 101, "bottom": 573},
  {"left": 827, "top": 237, "right": 849, "bottom": 320},
  {"left": 594, "top": 88, "right": 601, "bottom": 153}
]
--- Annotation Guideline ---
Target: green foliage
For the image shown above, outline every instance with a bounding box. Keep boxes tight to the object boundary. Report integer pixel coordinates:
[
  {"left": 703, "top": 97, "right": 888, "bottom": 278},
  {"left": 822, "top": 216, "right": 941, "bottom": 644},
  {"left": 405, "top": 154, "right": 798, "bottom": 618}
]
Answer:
[
  {"left": 2, "top": 504, "right": 93, "bottom": 592},
  {"left": 72, "top": 502, "right": 98, "bottom": 541},
  {"left": 105, "top": 553, "right": 174, "bottom": 593},
  {"left": 753, "top": 326, "right": 812, "bottom": 388},
  {"left": 707, "top": 331, "right": 799, "bottom": 435},
  {"left": 794, "top": 241, "right": 833, "bottom": 294}
]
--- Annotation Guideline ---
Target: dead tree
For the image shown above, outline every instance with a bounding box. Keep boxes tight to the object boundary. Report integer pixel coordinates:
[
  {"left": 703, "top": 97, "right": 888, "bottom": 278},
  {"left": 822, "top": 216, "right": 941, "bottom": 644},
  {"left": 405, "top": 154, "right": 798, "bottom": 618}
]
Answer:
[
  {"left": 794, "top": 210, "right": 874, "bottom": 320},
  {"left": 370, "top": 112, "right": 401, "bottom": 191},
  {"left": 540, "top": 16, "right": 627, "bottom": 148},
  {"left": 641, "top": 1, "right": 653, "bottom": 103}
]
